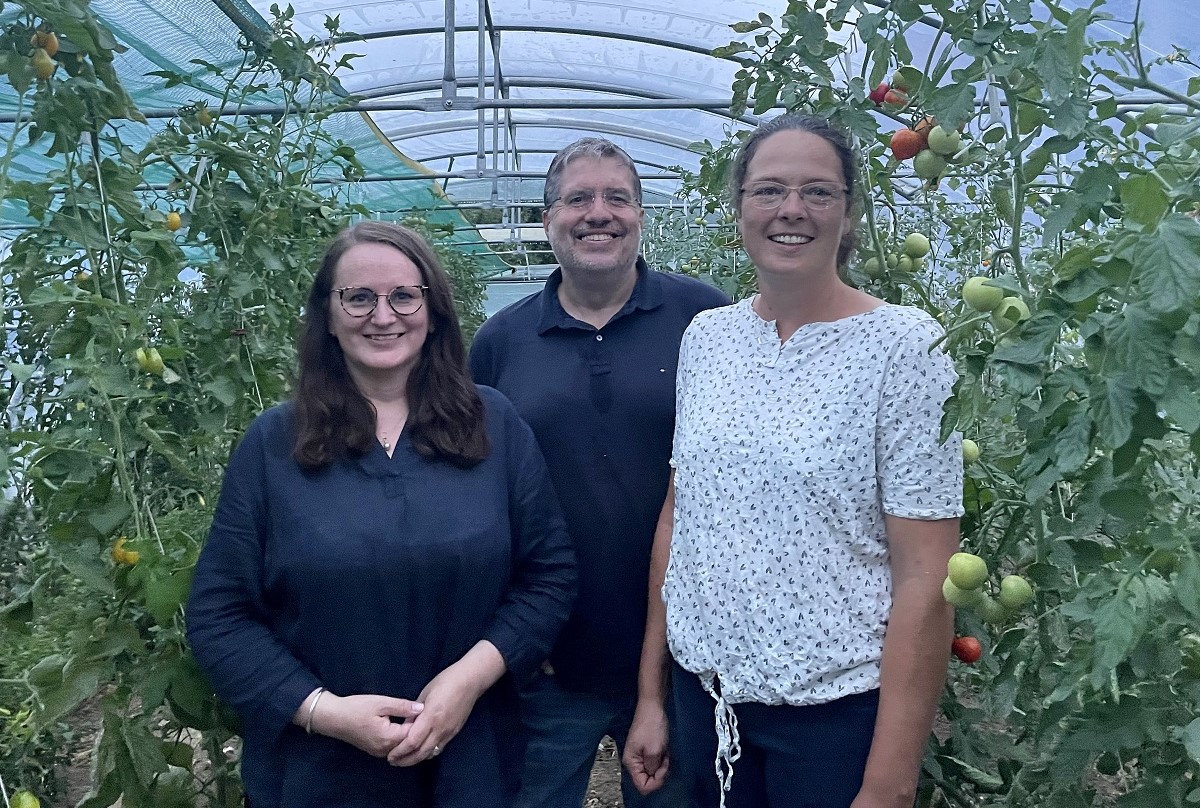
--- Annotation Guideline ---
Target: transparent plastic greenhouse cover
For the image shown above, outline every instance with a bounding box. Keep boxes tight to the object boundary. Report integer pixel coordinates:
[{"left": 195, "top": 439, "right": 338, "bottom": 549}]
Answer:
[{"left": 1, "top": 0, "right": 1198, "bottom": 231}]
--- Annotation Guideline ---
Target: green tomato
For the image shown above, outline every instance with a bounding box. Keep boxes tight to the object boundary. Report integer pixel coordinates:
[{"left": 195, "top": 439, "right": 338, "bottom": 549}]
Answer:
[
  {"left": 927, "top": 125, "right": 963, "bottom": 156},
  {"left": 863, "top": 256, "right": 884, "bottom": 279},
  {"left": 896, "top": 254, "right": 914, "bottom": 273},
  {"left": 890, "top": 64, "right": 924, "bottom": 93},
  {"left": 962, "top": 277, "right": 1004, "bottom": 312},
  {"left": 947, "top": 552, "right": 989, "bottom": 590},
  {"left": 962, "top": 438, "right": 981, "bottom": 465},
  {"left": 942, "top": 576, "right": 984, "bottom": 608},
  {"left": 975, "top": 593, "right": 1010, "bottom": 624},
  {"left": 901, "top": 232, "right": 930, "bottom": 258},
  {"left": 135, "top": 347, "right": 152, "bottom": 372},
  {"left": 991, "top": 296, "right": 1031, "bottom": 331},
  {"left": 913, "top": 150, "right": 947, "bottom": 181},
  {"left": 997, "top": 575, "right": 1034, "bottom": 610},
  {"left": 146, "top": 347, "right": 166, "bottom": 376},
  {"left": 12, "top": 791, "right": 42, "bottom": 808}
]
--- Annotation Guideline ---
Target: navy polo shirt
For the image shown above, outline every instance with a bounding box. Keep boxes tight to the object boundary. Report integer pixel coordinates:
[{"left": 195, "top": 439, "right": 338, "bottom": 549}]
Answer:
[{"left": 470, "top": 258, "right": 729, "bottom": 694}]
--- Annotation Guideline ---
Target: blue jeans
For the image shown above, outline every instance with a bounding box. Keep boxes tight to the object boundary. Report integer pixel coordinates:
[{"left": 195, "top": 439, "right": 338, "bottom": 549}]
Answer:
[
  {"left": 515, "top": 670, "right": 689, "bottom": 808},
  {"left": 671, "top": 663, "right": 879, "bottom": 808}
]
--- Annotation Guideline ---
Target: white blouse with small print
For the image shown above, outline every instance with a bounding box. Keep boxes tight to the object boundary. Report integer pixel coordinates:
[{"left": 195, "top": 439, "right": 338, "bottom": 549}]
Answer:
[{"left": 665, "top": 297, "right": 964, "bottom": 712}]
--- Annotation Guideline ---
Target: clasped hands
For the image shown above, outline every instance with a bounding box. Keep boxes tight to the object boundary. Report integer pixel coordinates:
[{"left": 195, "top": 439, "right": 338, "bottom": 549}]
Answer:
[{"left": 306, "top": 666, "right": 481, "bottom": 766}]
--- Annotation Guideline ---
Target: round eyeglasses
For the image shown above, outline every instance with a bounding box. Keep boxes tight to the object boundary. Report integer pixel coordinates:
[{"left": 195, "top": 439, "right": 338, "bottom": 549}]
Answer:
[
  {"left": 741, "top": 181, "right": 848, "bottom": 211},
  {"left": 332, "top": 286, "right": 428, "bottom": 317}
]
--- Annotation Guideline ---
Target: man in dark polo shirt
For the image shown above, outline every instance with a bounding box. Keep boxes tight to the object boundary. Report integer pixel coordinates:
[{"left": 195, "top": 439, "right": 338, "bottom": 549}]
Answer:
[{"left": 469, "top": 138, "right": 728, "bottom": 808}]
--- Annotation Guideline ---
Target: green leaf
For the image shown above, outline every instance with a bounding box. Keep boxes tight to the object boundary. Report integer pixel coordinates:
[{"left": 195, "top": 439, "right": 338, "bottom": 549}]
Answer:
[
  {"left": 1056, "top": 268, "right": 1111, "bottom": 303},
  {"left": 1108, "top": 304, "right": 1175, "bottom": 396},
  {"left": 1099, "top": 487, "right": 1152, "bottom": 521},
  {"left": 1052, "top": 409, "right": 1092, "bottom": 475},
  {"left": 142, "top": 569, "right": 194, "bottom": 626},
  {"left": 57, "top": 542, "right": 116, "bottom": 595},
  {"left": 31, "top": 657, "right": 111, "bottom": 726},
  {"left": 995, "top": 360, "right": 1044, "bottom": 396},
  {"left": 203, "top": 377, "right": 238, "bottom": 407},
  {"left": 121, "top": 718, "right": 169, "bottom": 784},
  {"left": 1092, "top": 589, "right": 1142, "bottom": 675},
  {"left": 752, "top": 76, "right": 781, "bottom": 115},
  {"left": 86, "top": 499, "right": 133, "bottom": 538},
  {"left": 1065, "top": 6, "right": 1090, "bottom": 66},
  {"left": 991, "top": 312, "right": 1063, "bottom": 364},
  {"left": 2, "top": 360, "right": 37, "bottom": 383},
  {"left": 1036, "top": 35, "right": 1076, "bottom": 102},
  {"left": 939, "top": 755, "right": 1005, "bottom": 789},
  {"left": 1126, "top": 215, "right": 1200, "bottom": 314},
  {"left": 1093, "top": 375, "right": 1137, "bottom": 447},
  {"left": 1181, "top": 718, "right": 1200, "bottom": 764},
  {"left": 1046, "top": 92, "right": 1090, "bottom": 139},
  {"left": 1156, "top": 370, "right": 1200, "bottom": 433},
  {"left": 926, "top": 82, "right": 977, "bottom": 131},
  {"left": 1154, "top": 118, "right": 1200, "bottom": 148},
  {"left": 1177, "top": 554, "right": 1200, "bottom": 621},
  {"left": 1121, "top": 174, "right": 1169, "bottom": 228}
]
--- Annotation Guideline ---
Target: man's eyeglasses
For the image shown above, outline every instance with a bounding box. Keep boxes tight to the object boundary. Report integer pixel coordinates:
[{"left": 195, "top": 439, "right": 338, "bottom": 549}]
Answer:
[
  {"left": 741, "top": 181, "right": 848, "bottom": 211},
  {"left": 332, "top": 286, "right": 428, "bottom": 317},
  {"left": 551, "top": 189, "right": 640, "bottom": 211}
]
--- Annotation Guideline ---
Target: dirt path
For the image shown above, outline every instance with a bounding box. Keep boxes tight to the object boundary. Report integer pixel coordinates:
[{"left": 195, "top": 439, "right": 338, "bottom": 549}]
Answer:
[
  {"left": 585, "top": 737, "right": 623, "bottom": 807},
  {"left": 56, "top": 714, "right": 626, "bottom": 808}
]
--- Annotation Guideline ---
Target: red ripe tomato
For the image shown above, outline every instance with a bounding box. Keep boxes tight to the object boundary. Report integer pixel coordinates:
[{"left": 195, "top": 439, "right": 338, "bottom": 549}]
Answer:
[
  {"left": 951, "top": 636, "right": 983, "bottom": 664},
  {"left": 868, "top": 82, "right": 890, "bottom": 105},
  {"left": 890, "top": 129, "right": 923, "bottom": 161}
]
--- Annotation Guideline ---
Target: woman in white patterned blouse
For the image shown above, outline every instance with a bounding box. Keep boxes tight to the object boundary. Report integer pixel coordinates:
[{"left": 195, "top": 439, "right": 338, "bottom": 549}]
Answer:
[{"left": 621, "top": 114, "right": 964, "bottom": 808}]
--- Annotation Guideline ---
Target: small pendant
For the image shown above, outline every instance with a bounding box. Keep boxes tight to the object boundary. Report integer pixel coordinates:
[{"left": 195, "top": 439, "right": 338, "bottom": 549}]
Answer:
[{"left": 381, "top": 436, "right": 390, "bottom": 451}]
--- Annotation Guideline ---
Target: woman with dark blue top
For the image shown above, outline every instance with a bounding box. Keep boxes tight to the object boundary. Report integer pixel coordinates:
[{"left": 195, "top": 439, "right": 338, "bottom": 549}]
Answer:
[{"left": 186, "top": 221, "right": 577, "bottom": 808}]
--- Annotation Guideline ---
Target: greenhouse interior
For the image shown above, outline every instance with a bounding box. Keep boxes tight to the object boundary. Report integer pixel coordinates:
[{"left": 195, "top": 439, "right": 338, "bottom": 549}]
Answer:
[{"left": 2, "top": 0, "right": 1200, "bottom": 806}]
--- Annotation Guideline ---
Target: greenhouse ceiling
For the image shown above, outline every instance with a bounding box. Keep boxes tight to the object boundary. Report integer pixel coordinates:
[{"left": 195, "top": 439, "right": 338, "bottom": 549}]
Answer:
[
  {"left": 224, "top": 0, "right": 1200, "bottom": 209},
  {"left": 2, "top": 0, "right": 1198, "bottom": 222}
]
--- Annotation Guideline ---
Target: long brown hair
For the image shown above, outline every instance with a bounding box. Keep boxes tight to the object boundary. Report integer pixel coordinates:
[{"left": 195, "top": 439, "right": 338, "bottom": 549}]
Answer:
[{"left": 293, "top": 221, "right": 488, "bottom": 469}]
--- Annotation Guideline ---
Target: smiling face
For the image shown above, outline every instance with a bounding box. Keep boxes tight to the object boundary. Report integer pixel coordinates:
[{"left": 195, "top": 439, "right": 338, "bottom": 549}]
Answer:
[
  {"left": 542, "top": 155, "right": 644, "bottom": 280},
  {"left": 736, "top": 129, "right": 855, "bottom": 284},
  {"left": 327, "top": 241, "right": 430, "bottom": 388}
]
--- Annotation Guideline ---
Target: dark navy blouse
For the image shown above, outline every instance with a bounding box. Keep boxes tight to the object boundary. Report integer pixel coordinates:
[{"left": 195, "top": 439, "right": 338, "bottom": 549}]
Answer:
[{"left": 186, "top": 386, "right": 576, "bottom": 808}]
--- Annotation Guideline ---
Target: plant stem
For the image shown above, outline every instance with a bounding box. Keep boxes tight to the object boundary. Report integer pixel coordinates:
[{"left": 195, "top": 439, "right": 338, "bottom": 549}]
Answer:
[
  {"left": 1001, "top": 84, "right": 1029, "bottom": 288},
  {"left": 99, "top": 391, "right": 145, "bottom": 542}
]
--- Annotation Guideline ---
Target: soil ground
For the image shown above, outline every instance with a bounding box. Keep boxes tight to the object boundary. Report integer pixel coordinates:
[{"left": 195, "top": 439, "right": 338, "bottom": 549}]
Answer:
[
  {"left": 585, "top": 737, "right": 623, "bottom": 807},
  {"left": 55, "top": 706, "right": 625, "bottom": 808}
]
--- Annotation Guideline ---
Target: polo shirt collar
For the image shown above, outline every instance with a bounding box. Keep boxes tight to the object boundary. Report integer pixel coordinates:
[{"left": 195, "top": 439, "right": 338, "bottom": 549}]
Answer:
[{"left": 535, "top": 256, "right": 663, "bottom": 334}]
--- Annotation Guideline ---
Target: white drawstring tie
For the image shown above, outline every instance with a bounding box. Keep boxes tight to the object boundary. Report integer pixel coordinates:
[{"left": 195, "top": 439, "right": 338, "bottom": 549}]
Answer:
[{"left": 700, "top": 672, "right": 741, "bottom": 808}]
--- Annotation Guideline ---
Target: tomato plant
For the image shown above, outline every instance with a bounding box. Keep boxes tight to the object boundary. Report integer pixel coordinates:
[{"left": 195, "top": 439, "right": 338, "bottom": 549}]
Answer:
[
  {"left": 0, "top": 3, "right": 485, "bottom": 805},
  {"left": 662, "top": 1, "right": 1200, "bottom": 805}
]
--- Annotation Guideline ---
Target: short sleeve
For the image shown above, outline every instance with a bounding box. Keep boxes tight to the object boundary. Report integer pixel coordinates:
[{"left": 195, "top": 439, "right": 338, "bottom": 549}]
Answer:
[
  {"left": 876, "top": 319, "right": 964, "bottom": 519},
  {"left": 669, "top": 318, "right": 700, "bottom": 470}
]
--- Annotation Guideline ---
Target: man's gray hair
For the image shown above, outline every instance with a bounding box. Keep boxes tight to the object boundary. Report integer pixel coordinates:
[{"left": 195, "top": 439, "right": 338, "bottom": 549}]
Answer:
[{"left": 543, "top": 138, "right": 643, "bottom": 208}]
